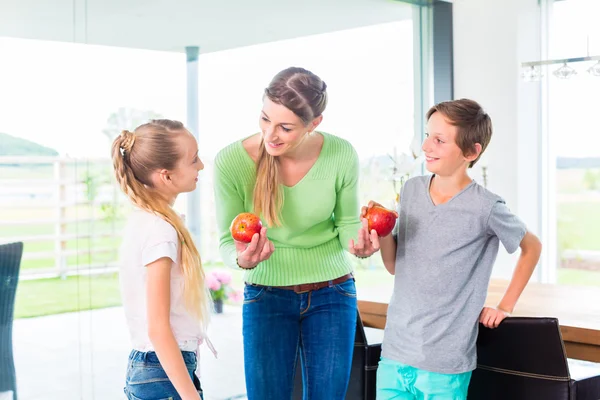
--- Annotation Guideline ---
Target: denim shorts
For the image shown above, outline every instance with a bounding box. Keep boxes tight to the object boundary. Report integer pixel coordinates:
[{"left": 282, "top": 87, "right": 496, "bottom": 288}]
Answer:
[{"left": 124, "top": 350, "right": 203, "bottom": 400}]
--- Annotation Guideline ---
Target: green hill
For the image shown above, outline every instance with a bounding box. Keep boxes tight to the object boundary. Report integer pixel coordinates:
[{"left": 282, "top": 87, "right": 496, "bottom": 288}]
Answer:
[{"left": 0, "top": 132, "right": 59, "bottom": 156}]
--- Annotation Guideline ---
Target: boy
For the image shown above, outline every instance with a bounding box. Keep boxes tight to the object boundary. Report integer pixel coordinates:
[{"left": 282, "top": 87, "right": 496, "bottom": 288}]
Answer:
[{"left": 368, "top": 99, "right": 542, "bottom": 399}]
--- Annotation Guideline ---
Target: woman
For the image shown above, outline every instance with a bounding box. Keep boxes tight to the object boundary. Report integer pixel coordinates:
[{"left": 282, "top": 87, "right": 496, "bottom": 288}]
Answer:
[{"left": 213, "top": 67, "right": 379, "bottom": 400}]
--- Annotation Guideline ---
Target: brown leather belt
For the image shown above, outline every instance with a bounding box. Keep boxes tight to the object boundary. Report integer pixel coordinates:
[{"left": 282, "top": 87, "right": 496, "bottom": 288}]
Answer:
[{"left": 272, "top": 273, "right": 354, "bottom": 294}]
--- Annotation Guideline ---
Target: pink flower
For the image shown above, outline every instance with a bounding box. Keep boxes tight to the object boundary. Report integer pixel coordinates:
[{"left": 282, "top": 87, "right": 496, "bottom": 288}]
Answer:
[
  {"left": 212, "top": 269, "right": 232, "bottom": 285},
  {"left": 229, "top": 290, "right": 243, "bottom": 303},
  {"left": 205, "top": 274, "right": 221, "bottom": 291}
]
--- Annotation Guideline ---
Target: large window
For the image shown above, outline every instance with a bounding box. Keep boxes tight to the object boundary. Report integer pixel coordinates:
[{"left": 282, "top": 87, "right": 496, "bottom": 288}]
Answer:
[
  {"left": 545, "top": 0, "right": 600, "bottom": 287},
  {"left": 0, "top": 1, "right": 424, "bottom": 398}
]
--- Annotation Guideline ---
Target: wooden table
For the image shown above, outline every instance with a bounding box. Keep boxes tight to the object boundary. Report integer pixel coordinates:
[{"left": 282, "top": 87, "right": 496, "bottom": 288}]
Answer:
[{"left": 358, "top": 279, "right": 600, "bottom": 363}]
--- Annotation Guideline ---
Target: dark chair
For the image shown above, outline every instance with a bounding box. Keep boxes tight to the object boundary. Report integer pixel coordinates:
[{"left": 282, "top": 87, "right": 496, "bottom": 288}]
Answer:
[
  {"left": 468, "top": 317, "right": 600, "bottom": 400},
  {"left": 0, "top": 242, "right": 23, "bottom": 400},
  {"left": 293, "top": 312, "right": 382, "bottom": 399}
]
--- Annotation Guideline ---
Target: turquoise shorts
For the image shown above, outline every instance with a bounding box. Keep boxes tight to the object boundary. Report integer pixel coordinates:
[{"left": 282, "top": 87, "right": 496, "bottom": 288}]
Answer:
[{"left": 376, "top": 357, "right": 472, "bottom": 400}]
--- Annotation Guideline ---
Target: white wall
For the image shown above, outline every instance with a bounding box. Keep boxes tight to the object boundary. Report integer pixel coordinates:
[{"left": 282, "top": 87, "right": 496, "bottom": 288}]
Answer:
[{"left": 453, "top": 0, "right": 544, "bottom": 280}]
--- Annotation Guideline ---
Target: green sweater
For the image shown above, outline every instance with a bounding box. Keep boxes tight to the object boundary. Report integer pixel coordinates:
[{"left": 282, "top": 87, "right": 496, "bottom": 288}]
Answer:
[{"left": 213, "top": 132, "right": 362, "bottom": 286}]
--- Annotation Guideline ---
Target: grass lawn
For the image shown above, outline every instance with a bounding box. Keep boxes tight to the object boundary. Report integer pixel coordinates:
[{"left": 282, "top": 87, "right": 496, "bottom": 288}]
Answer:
[
  {"left": 13, "top": 264, "right": 380, "bottom": 319},
  {"left": 14, "top": 273, "right": 122, "bottom": 319},
  {"left": 557, "top": 201, "right": 600, "bottom": 251},
  {"left": 14, "top": 264, "right": 245, "bottom": 319},
  {"left": 13, "top": 263, "right": 600, "bottom": 320},
  {"left": 557, "top": 267, "right": 600, "bottom": 286}
]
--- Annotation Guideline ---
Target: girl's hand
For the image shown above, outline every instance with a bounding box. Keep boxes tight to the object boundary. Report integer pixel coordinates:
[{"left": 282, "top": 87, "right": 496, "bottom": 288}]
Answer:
[{"left": 235, "top": 227, "right": 275, "bottom": 269}]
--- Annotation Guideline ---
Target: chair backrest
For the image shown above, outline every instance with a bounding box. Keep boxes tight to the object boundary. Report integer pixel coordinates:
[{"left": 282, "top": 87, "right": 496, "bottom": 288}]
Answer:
[
  {"left": 468, "top": 317, "right": 572, "bottom": 400},
  {"left": 476, "top": 317, "right": 570, "bottom": 378},
  {"left": 0, "top": 241, "right": 24, "bottom": 400}
]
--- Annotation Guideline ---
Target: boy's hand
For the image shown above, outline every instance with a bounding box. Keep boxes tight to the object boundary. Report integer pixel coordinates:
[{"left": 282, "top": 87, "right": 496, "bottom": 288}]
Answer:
[
  {"left": 360, "top": 200, "right": 383, "bottom": 218},
  {"left": 360, "top": 200, "right": 398, "bottom": 220},
  {"left": 479, "top": 307, "right": 510, "bottom": 328}
]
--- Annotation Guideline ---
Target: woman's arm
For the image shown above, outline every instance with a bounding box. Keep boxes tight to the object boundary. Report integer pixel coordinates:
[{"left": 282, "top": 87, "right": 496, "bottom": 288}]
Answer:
[
  {"left": 334, "top": 148, "right": 362, "bottom": 250},
  {"left": 213, "top": 154, "right": 274, "bottom": 269},
  {"left": 146, "top": 257, "right": 200, "bottom": 400},
  {"left": 213, "top": 158, "right": 248, "bottom": 268}
]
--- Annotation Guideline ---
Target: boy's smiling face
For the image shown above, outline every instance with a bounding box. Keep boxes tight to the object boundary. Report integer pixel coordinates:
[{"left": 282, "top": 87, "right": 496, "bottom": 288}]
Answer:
[{"left": 422, "top": 111, "right": 479, "bottom": 176}]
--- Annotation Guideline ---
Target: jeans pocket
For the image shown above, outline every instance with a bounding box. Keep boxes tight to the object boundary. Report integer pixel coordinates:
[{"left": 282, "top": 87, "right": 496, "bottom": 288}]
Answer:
[
  {"left": 333, "top": 279, "right": 357, "bottom": 298},
  {"left": 126, "top": 365, "right": 175, "bottom": 400},
  {"left": 125, "top": 387, "right": 173, "bottom": 400},
  {"left": 243, "top": 284, "right": 267, "bottom": 303}
]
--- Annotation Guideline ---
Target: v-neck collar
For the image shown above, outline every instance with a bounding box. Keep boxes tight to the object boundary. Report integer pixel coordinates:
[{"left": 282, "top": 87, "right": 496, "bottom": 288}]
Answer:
[
  {"left": 237, "top": 132, "right": 328, "bottom": 190},
  {"left": 425, "top": 174, "right": 475, "bottom": 207}
]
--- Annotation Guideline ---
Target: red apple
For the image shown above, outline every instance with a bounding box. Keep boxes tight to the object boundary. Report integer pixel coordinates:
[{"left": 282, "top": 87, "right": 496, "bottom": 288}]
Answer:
[
  {"left": 230, "top": 212, "right": 263, "bottom": 243},
  {"left": 365, "top": 206, "right": 397, "bottom": 237}
]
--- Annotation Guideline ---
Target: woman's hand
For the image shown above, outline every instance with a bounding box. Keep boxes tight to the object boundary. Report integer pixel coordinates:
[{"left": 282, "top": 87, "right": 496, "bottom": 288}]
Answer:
[
  {"left": 348, "top": 218, "right": 380, "bottom": 258},
  {"left": 235, "top": 227, "right": 275, "bottom": 269}
]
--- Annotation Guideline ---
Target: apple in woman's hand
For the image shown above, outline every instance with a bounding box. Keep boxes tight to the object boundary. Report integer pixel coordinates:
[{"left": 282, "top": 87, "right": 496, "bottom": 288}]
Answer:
[{"left": 230, "top": 213, "right": 263, "bottom": 243}]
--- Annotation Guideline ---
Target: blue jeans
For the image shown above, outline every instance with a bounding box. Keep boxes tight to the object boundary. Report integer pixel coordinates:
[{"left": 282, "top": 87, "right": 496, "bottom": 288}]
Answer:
[
  {"left": 124, "top": 350, "right": 203, "bottom": 400},
  {"left": 242, "top": 278, "right": 358, "bottom": 400}
]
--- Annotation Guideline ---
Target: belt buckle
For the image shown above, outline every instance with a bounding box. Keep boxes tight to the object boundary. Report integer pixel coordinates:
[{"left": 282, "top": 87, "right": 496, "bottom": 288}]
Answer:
[{"left": 294, "top": 283, "right": 315, "bottom": 294}]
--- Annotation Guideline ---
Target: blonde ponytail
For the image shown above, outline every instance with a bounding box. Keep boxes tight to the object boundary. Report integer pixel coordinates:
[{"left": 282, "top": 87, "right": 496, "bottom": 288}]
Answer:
[
  {"left": 253, "top": 139, "right": 283, "bottom": 227},
  {"left": 111, "top": 122, "right": 210, "bottom": 330}
]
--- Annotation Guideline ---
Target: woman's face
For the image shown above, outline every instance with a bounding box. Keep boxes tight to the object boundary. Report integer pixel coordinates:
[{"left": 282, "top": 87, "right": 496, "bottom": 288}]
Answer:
[{"left": 258, "top": 97, "right": 314, "bottom": 156}]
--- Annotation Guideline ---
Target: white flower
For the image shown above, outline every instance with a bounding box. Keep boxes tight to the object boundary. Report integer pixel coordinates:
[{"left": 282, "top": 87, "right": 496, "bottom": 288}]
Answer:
[{"left": 410, "top": 133, "right": 423, "bottom": 160}]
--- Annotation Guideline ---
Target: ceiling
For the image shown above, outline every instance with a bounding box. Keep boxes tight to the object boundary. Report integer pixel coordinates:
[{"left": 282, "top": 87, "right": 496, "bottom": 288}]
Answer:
[{"left": 0, "top": 0, "right": 414, "bottom": 53}]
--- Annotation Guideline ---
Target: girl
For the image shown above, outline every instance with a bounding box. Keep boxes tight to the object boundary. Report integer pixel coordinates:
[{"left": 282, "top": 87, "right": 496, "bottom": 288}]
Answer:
[{"left": 112, "top": 119, "right": 210, "bottom": 400}]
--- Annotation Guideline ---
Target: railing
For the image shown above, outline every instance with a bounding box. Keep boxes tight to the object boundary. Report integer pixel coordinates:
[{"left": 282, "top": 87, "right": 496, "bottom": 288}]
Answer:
[
  {"left": 0, "top": 156, "right": 122, "bottom": 280},
  {"left": 0, "top": 155, "right": 223, "bottom": 280}
]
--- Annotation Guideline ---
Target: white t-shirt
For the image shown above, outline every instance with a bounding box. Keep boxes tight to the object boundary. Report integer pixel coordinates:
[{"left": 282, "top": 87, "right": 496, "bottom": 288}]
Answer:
[{"left": 119, "top": 209, "right": 202, "bottom": 353}]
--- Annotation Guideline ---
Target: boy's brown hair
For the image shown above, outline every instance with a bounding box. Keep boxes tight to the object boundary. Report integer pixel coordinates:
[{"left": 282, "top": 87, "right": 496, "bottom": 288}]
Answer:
[{"left": 426, "top": 98, "right": 492, "bottom": 168}]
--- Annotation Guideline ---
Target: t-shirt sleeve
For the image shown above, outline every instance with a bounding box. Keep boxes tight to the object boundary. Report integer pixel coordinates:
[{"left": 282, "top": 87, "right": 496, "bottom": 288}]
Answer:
[
  {"left": 141, "top": 217, "right": 179, "bottom": 266},
  {"left": 487, "top": 201, "right": 527, "bottom": 254}
]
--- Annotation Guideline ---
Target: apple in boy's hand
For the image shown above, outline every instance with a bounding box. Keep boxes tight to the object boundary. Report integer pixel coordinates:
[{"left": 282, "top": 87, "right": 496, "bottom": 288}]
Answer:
[
  {"left": 365, "top": 206, "right": 397, "bottom": 237},
  {"left": 230, "top": 213, "right": 263, "bottom": 243}
]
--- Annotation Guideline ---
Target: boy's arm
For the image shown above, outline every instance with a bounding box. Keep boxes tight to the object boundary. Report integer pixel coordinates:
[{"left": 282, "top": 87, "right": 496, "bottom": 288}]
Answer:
[
  {"left": 380, "top": 233, "right": 397, "bottom": 275},
  {"left": 480, "top": 201, "right": 542, "bottom": 328},
  {"left": 496, "top": 231, "right": 542, "bottom": 313}
]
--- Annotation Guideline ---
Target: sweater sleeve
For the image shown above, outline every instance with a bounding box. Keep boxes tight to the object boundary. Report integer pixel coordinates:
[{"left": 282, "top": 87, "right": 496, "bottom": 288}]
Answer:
[
  {"left": 213, "top": 152, "right": 246, "bottom": 269},
  {"left": 334, "top": 146, "right": 362, "bottom": 251}
]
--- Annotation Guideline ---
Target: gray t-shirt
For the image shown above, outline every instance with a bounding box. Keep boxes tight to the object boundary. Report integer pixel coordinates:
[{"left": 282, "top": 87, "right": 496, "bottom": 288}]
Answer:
[{"left": 381, "top": 175, "right": 527, "bottom": 374}]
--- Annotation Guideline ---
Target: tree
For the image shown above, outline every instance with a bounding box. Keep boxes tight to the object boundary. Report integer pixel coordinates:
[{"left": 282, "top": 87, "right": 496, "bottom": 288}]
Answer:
[
  {"left": 583, "top": 169, "right": 600, "bottom": 191},
  {"left": 0, "top": 132, "right": 59, "bottom": 156},
  {"left": 102, "top": 107, "right": 164, "bottom": 141}
]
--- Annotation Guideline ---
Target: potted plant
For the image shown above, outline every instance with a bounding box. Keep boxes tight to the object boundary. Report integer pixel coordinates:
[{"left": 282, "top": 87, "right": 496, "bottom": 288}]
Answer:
[{"left": 206, "top": 269, "right": 241, "bottom": 313}]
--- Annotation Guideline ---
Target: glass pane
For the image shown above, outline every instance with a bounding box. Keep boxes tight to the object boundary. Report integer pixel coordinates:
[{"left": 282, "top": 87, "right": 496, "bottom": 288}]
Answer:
[
  {"left": 1, "top": 1, "right": 418, "bottom": 398},
  {"left": 549, "top": 0, "right": 600, "bottom": 287}
]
